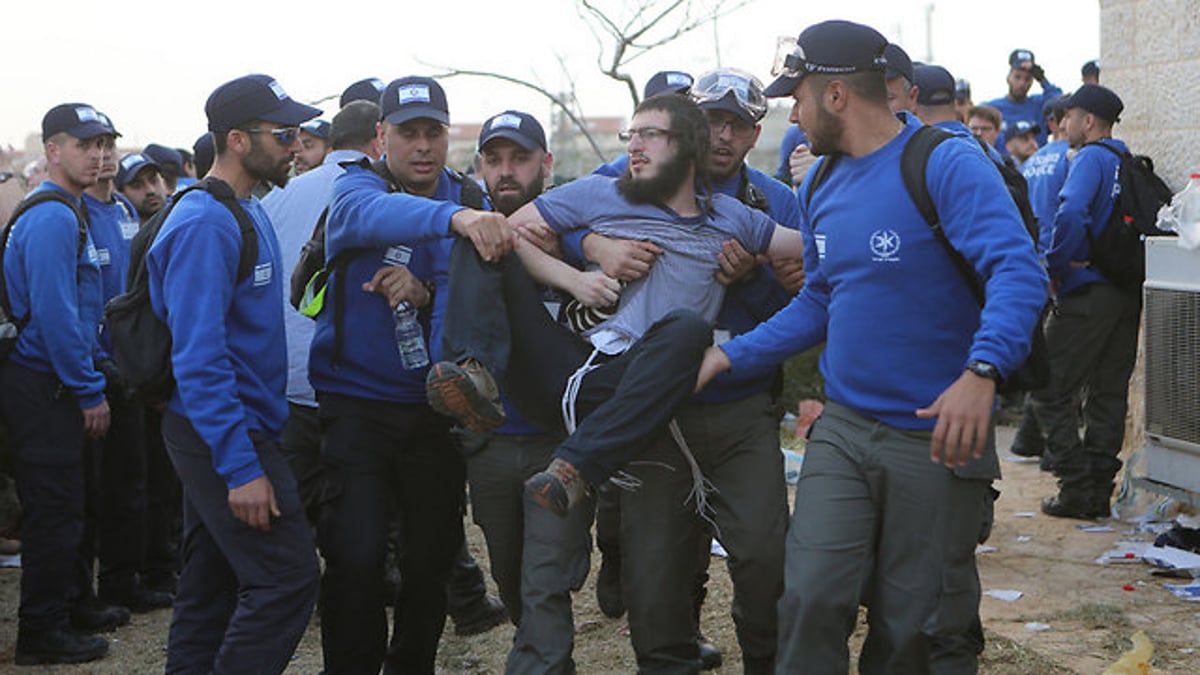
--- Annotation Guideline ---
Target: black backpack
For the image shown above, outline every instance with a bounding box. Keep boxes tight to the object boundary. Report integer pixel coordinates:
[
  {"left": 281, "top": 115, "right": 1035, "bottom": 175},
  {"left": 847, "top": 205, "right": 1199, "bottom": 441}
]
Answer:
[
  {"left": 1081, "top": 142, "right": 1175, "bottom": 289},
  {"left": 807, "top": 126, "right": 1050, "bottom": 394},
  {"left": 0, "top": 189, "right": 89, "bottom": 360},
  {"left": 103, "top": 177, "right": 258, "bottom": 404}
]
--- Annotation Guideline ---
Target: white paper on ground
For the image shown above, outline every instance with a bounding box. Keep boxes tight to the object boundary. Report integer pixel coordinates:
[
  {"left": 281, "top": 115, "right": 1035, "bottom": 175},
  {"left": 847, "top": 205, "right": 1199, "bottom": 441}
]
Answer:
[
  {"left": 984, "top": 589, "right": 1024, "bottom": 602},
  {"left": 1144, "top": 545, "right": 1200, "bottom": 572}
]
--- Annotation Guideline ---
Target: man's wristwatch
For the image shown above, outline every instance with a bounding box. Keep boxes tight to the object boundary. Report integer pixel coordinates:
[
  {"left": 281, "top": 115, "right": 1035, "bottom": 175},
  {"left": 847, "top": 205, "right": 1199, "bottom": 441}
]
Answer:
[{"left": 966, "top": 360, "right": 1002, "bottom": 384}]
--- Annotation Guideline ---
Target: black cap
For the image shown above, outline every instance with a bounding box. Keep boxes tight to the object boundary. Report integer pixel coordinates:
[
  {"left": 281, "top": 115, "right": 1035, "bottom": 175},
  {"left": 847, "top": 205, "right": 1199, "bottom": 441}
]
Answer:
[
  {"left": 205, "top": 74, "right": 321, "bottom": 132},
  {"left": 1042, "top": 94, "right": 1070, "bottom": 120},
  {"left": 1004, "top": 119, "right": 1041, "bottom": 143},
  {"left": 884, "top": 43, "right": 913, "bottom": 83},
  {"left": 193, "top": 132, "right": 215, "bottom": 178},
  {"left": 643, "top": 71, "right": 694, "bottom": 99},
  {"left": 1081, "top": 59, "right": 1100, "bottom": 78},
  {"left": 478, "top": 110, "right": 546, "bottom": 152},
  {"left": 763, "top": 20, "right": 889, "bottom": 98},
  {"left": 914, "top": 64, "right": 956, "bottom": 105},
  {"left": 340, "top": 77, "right": 386, "bottom": 109},
  {"left": 115, "top": 153, "right": 160, "bottom": 189},
  {"left": 300, "top": 119, "right": 332, "bottom": 141},
  {"left": 41, "top": 103, "right": 118, "bottom": 142},
  {"left": 1009, "top": 48, "right": 1036, "bottom": 70},
  {"left": 955, "top": 78, "right": 971, "bottom": 102},
  {"left": 1063, "top": 83, "right": 1123, "bottom": 123},
  {"left": 142, "top": 144, "right": 183, "bottom": 177},
  {"left": 380, "top": 77, "right": 449, "bottom": 126}
]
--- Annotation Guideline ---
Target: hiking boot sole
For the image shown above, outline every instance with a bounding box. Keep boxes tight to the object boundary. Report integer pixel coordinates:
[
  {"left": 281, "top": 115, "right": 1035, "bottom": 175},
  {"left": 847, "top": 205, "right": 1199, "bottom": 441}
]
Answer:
[{"left": 426, "top": 362, "right": 506, "bottom": 433}]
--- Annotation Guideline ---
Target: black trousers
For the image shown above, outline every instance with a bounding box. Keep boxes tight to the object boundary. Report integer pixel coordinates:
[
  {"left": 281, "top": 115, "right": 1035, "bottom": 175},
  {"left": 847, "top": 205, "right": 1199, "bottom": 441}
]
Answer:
[
  {"left": 144, "top": 407, "right": 181, "bottom": 584},
  {"left": 317, "top": 394, "right": 465, "bottom": 675},
  {"left": 1, "top": 360, "right": 87, "bottom": 635},
  {"left": 441, "top": 239, "right": 712, "bottom": 484},
  {"left": 161, "top": 411, "right": 319, "bottom": 675},
  {"left": 280, "top": 402, "right": 323, "bottom": 525},
  {"left": 89, "top": 397, "right": 148, "bottom": 595}
]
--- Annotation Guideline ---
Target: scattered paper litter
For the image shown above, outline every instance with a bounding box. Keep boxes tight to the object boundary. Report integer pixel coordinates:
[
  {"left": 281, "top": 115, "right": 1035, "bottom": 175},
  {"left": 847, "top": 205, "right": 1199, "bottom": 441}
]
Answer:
[
  {"left": 1164, "top": 582, "right": 1200, "bottom": 601},
  {"left": 0, "top": 554, "right": 19, "bottom": 569},
  {"left": 1095, "top": 541, "right": 1150, "bottom": 565},
  {"left": 1077, "top": 524, "right": 1115, "bottom": 533},
  {"left": 1143, "top": 544, "right": 1200, "bottom": 573},
  {"left": 975, "top": 545, "right": 997, "bottom": 554},
  {"left": 1003, "top": 455, "right": 1040, "bottom": 464},
  {"left": 1016, "top": 536, "right": 1032, "bottom": 543},
  {"left": 710, "top": 540, "right": 728, "bottom": 558},
  {"left": 1013, "top": 512, "right": 1036, "bottom": 518},
  {"left": 983, "top": 589, "right": 1023, "bottom": 602},
  {"left": 1024, "top": 622, "right": 1051, "bottom": 631}
]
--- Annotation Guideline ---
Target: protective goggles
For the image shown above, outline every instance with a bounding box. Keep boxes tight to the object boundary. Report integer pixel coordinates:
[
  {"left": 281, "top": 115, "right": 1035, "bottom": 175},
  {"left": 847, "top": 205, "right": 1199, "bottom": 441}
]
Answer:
[
  {"left": 770, "top": 35, "right": 887, "bottom": 79},
  {"left": 691, "top": 68, "right": 768, "bottom": 123}
]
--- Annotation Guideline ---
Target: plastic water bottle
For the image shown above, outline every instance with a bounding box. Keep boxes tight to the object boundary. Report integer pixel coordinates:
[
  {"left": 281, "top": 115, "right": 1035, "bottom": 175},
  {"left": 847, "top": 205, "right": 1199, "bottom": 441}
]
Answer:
[{"left": 393, "top": 302, "right": 429, "bottom": 369}]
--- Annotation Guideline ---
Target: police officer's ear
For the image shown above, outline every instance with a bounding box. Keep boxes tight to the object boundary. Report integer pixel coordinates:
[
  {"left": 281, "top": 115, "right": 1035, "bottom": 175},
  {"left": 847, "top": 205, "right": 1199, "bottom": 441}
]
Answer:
[{"left": 224, "top": 128, "right": 254, "bottom": 158}]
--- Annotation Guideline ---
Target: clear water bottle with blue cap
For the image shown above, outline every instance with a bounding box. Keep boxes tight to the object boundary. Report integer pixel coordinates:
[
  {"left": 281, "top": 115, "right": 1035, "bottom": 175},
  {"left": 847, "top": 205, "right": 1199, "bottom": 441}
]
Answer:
[{"left": 393, "top": 302, "right": 429, "bottom": 369}]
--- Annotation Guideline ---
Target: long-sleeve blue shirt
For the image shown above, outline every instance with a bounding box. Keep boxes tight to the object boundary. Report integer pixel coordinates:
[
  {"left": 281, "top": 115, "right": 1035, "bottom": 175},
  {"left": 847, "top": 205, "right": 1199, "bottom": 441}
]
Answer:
[
  {"left": 261, "top": 149, "right": 369, "bottom": 408},
  {"left": 1023, "top": 139, "right": 1071, "bottom": 256},
  {"left": 83, "top": 190, "right": 139, "bottom": 358},
  {"left": 308, "top": 163, "right": 468, "bottom": 404},
  {"left": 5, "top": 181, "right": 105, "bottom": 408},
  {"left": 721, "top": 113, "right": 1047, "bottom": 431},
  {"left": 147, "top": 189, "right": 288, "bottom": 489},
  {"left": 1047, "top": 138, "right": 1125, "bottom": 295},
  {"left": 983, "top": 78, "right": 1063, "bottom": 150}
]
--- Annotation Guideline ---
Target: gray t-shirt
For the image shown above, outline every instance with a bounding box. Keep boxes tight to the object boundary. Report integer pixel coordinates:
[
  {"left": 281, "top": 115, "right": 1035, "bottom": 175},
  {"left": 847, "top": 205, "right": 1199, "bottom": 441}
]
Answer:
[{"left": 534, "top": 175, "right": 776, "bottom": 351}]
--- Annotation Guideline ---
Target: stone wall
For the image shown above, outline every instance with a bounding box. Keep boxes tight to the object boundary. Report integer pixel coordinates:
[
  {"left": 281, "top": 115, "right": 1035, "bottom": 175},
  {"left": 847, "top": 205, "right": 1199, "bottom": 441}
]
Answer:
[{"left": 1100, "top": 0, "right": 1200, "bottom": 191}]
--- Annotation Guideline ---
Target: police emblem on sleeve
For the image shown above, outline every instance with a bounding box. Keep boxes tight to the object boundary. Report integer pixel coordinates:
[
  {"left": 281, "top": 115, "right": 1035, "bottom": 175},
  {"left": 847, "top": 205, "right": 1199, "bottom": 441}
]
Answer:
[{"left": 869, "top": 229, "right": 901, "bottom": 262}]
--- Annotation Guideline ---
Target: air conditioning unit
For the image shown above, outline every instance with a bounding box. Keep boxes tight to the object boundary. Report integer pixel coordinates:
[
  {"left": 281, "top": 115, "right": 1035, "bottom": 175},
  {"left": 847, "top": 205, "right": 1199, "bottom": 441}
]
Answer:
[{"left": 1141, "top": 237, "right": 1200, "bottom": 494}]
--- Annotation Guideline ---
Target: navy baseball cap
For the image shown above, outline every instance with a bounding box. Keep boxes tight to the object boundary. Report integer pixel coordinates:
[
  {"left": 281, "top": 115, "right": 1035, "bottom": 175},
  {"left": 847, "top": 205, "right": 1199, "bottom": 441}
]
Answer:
[
  {"left": 340, "top": 77, "right": 386, "bottom": 109},
  {"left": 1063, "top": 84, "right": 1123, "bottom": 123},
  {"left": 143, "top": 144, "right": 183, "bottom": 177},
  {"left": 1009, "top": 49, "right": 1036, "bottom": 70},
  {"left": 955, "top": 78, "right": 971, "bottom": 102},
  {"left": 300, "top": 119, "right": 332, "bottom": 140},
  {"left": 42, "top": 103, "right": 118, "bottom": 142},
  {"left": 1081, "top": 59, "right": 1100, "bottom": 78},
  {"left": 914, "top": 64, "right": 956, "bottom": 105},
  {"left": 478, "top": 111, "right": 546, "bottom": 152},
  {"left": 380, "top": 77, "right": 449, "bottom": 126},
  {"left": 884, "top": 43, "right": 914, "bottom": 83},
  {"left": 1004, "top": 119, "right": 1040, "bottom": 143},
  {"left": 764, "top": 20, "right": 889, "bottom": 98},
  {"left": 1042, "top": 94, "right": 1070, "bottom": 120},
  {"left": 205, "top": 74, "right": 321, "bottom": 132},
  {"left": 193, "top": 132, "right": 215, "bottom": 178},
  {"left": 643, "top": 71, "right": 694, "bottom": 99},
  {"left": 115, "top": 153, "right": 160, "bottom": 189}
]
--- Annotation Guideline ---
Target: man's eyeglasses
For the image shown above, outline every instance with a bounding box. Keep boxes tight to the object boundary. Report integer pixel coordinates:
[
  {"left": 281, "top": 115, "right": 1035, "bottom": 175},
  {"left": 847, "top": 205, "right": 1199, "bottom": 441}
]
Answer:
[
  {"left": 968, "top": 125, "right": 995, "bottom": 136},
  {"left": 242, "top": 126, "right": 300, "bottom": 146},
  {"left": 708, "top": 116, "right": 756, "bottom": 138},
  {"left": 618, "top": 127, "right": 674, "bottom": 143}
]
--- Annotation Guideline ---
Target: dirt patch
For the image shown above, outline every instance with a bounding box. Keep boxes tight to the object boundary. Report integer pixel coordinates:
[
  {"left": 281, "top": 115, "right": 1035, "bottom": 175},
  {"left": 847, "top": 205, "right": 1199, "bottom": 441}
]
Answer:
[{"left": 1, "top": 425, "right": 1198, "bottom": 673}]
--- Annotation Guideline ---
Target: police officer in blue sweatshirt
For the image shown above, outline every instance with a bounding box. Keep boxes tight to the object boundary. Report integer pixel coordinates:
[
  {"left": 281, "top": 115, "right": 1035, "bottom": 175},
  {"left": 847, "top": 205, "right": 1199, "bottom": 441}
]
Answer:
[
  {"left": 983, "top": 49, "right": 1063, "bottom": 150},
  {"left": 1031, "top": 85, "right": 1139, "bottom": 520},
  {"left": 147, "top": 74, "right": 322, "bottom": 674},
  {"left": 3, "top": 102, "right": 115, "bottom": 665},
  {"left": 307, "top": 76, "right": 513, "bottom": 674},
  {"left": 82, "top": 126, "right": 174, "bottom": 614},
  {"left": 697, "top": 20, "right": 1047, "bottom": 673}
]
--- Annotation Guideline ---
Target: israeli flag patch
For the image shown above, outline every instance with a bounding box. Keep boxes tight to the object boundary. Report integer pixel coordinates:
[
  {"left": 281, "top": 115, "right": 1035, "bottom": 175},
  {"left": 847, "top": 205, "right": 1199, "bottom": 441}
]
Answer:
[
  {"left": 95, "top": 248, "right": 111, "bottom": 266},
  {"left": 253, "top": 262, "right": 272, "bottom": 287},
  {"left": 120, "top": 154, "right": 144, "bottom": 171},
  {"left": 268, "top": 80, "right": 288, "bottom": 100},
  {"left": 398, "top": 84, "right": 431, "bottom": 105},
  {"left": 667, "top": 73, "right": 691, "bottom": 87},
  {"left": 490, "top": 113, "right": 523, "bottom": 130},
  {"left": 383, "top": 245, "right": 412, "bottom": 267},
  {"left": 75, "top": 106, "right": 100, "bottom": 123}
]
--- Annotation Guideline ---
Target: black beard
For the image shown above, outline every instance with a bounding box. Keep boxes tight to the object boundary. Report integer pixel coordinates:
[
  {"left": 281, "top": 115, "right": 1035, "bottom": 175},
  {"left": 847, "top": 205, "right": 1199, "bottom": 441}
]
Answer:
[
  {"left": 616, "top": 150, "right": 690, "bottom": 205},
  {"left": 806, "top": 102, "right": 845, "bottom": 157},
  {"left": 244, "top": 136, "right": 291, "bottom": 189},
  {"left": 488, "top": 172, "right": 543, "bottom": 216}
]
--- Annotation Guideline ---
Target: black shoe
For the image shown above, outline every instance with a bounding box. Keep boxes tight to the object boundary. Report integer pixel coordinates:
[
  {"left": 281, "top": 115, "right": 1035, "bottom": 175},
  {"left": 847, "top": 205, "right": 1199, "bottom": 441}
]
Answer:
[
  {"left": 595, "top": 554, "right": 625, "bottom": 619},
  {"left": 452, "top": 594, "right": 508, "bottom": 636},
  {"left": 698, "top": 635, "right": 722, "bottom": 670},
  {"left": 15, "top": 629, "right": 108, "bottom": 665},
  {"left": 69, "top": 599, "right": 131, "bottom": 633},
  {"left": 1009, "top": 441, "right": 1044, "bottom": 458},
  {"left": 99, "top": 583, "right": 174, "bottom": 613},
  {"left": 1040, "top": 493, "right": 1108, "bottom": 520}
]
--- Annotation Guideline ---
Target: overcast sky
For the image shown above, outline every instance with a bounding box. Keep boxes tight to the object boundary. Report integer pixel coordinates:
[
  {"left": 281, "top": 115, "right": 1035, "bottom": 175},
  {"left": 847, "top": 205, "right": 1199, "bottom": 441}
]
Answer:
[{"left": 3, "top": 0, "right": 1099, "bottom": 154}]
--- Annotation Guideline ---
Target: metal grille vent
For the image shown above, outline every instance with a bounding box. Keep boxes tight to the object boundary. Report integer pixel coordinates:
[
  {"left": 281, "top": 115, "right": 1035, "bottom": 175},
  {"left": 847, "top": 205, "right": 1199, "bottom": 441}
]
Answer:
[{"left": 1144, "top": 287, "right": 1200, "bottom": 445}]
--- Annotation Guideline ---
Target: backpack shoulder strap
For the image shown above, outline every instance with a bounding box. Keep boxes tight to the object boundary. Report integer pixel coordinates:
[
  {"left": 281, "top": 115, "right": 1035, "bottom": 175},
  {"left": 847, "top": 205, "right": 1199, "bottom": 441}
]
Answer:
[
  {"left": 192, "top": 177, "right": 260, "bottom": 281},
  {"left": 803, "top": 154, "right": 840, "bottom": 208},
  {"left": 900, "top": 125, "right": 985, "bottom": 306},
  {"left": 5, "top": 188, "right": 89, "bottom": 257},
  {"left": 1083, "top": 140, "right": 1126, "bottom": 160},
  {"left": 458, "top": 174, "right": 486, "bottom": 210}
]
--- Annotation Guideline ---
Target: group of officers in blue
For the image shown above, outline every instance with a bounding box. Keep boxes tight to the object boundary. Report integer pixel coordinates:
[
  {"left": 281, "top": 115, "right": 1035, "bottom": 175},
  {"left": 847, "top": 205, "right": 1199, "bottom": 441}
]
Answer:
[{"left": 1, "top": 15, "right": 1140, "bottom": 675}]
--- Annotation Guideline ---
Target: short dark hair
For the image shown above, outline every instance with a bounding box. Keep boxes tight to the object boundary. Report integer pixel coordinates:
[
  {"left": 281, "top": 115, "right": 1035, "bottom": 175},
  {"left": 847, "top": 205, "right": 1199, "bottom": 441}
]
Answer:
[
  {"left": 633, "top": 94, "right": 710, "bottom": 180},
  {"left": 331, "top": 100, "right": 381, "bottom": 150},
  {"left": 967, "top": 105, "right": 1002, "bottom": 130},
  {"left": 806, "top": 71, "right": 888, "bottom": 105}
]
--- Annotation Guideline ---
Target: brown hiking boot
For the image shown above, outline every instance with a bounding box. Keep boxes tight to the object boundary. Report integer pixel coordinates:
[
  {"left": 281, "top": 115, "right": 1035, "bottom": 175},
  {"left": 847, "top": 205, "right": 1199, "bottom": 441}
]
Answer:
[
  {"left": 425, "top": 360, "right": 506, "bottom": 433},
  {"left": 525, "top": 458, "right": 588, "bottom": 517}
]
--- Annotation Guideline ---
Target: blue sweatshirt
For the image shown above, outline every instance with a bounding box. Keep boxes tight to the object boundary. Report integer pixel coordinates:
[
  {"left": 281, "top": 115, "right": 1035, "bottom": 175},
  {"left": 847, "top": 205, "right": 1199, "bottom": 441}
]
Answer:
[
  {"left": 983, "top": 79, "right": 1063, "bottom": 150},
  {"left": 721, "top": 114, "right": 1047, "bottom": 431},
  {"left": 4, "top": 182, "right": 105, "bottom": 408},
  {"left": 308, "top": 162, "right": 467, "bottom": 404},
  {"left": 147, "top": 189, "right": 288, "bottom": 489},
  {"left": 1023, "top": 139, "right": 1071, "bottom": 257},
  {"left": 695, "top": 165, "right": 800, "bottom": 403},
  {"left": 83, "top": 190, "right": 139, "bottom": 358},
  {"left": 1048, "top": 138, "right": 1125, "bottom": 295}
]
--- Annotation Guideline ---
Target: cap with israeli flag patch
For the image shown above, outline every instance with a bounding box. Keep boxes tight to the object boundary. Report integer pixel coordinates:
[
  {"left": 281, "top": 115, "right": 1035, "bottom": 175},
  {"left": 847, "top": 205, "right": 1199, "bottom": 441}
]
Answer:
[
  {"left": 205, "top": 73, "right": 321, "bottom": 132},
  {"left": 381, "top": 76, "right": 449, "bottom": 126},
  {"left": 42, "top": 103, "right": 119, "bottom": 142},
  {"left": 478, "top": 110, "right": 546, "bottom": 152}
]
